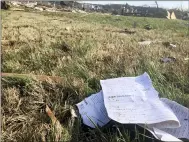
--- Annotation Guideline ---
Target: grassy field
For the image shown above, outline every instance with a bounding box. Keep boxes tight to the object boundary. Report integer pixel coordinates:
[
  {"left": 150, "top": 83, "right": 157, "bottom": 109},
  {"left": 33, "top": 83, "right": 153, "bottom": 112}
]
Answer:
[{"left": 1, "top": 9, "right": 189, "bottom": 142}]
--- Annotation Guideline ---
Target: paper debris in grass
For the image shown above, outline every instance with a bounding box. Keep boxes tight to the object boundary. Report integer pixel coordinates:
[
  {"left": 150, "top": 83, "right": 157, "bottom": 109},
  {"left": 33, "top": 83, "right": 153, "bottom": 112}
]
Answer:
[
  {"left": 145, "top": 127, "right": 182, "bottom": 142},
  {"left": 76, "top": 72, "right": 189, "bottom": 141},
  {"left": 100, "top": 72, "right": 179, "bottom": 129},
  {"left": 76, "top": 91, "right": 110, "bottom": 128},
  {"left": 160, "top": 98, "right": 189, "bottom": 140},
  {"left": 169, "top": 43, "right": 176, "bottom": 48},
  {"left": 143, "top": 97, "right": 189, "bottom": 141},
  {"left": 72, "top": 10, "right": 77, "bottom": 13},
  {"left": 34, "top": 7, "right": 43, "bottom": 11},
  {"left": 25, "top": 2, "right": 37, "bottom": 8},
  {"left": 138, "top": 41, "right": 152, "bottom": 46}
]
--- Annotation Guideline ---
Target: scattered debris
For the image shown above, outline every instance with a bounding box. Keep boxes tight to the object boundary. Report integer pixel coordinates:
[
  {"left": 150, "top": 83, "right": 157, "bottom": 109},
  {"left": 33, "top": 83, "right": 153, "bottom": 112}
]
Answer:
[
  {"left": 76, "top": 72, "right": 189, "bottom": 141},
  {"left": 138, "top": 40, "right": 152, "bottom": 46},
  {"left": 10, "top": 1, "right": 22, "bottom": 7},
  {"left": 166, "top": 11, "right": 177, "bottom": 20},
  {"left": 69, "top": 107, "right": 78, "bottom": 128},
  {"left": 76, "top": 91, "right": 110, "bottom": 128},
  {"left": 123, "top": 28, "right": 136, "bottom": 34},
  {"left": 71, "top": 108, "right": 78, "bottom": 118},
  {"left": 46, "top": 105, "right": 63, "bottom": 142},
  {"left": 144, "top": 24, "right": 152, "bottom": 30},
  {"left": 46, "top": 8, "right": 59, "bottom": 12},
  {"left": 169, "top": 43, "right": 176, "bottom": 48},
  {"left": 34, "top": 7, "right": 43, "bottom": 11},
  {"left": 166, "top": 11, "right": 171, "bottom": 19},
  {"left": 72, "top": 10, "right": 77, "bottom": 13},
  {"left": 65, "top": 27, "right": 71, "bottom": 31},
  {"left": 77, "top": 9, "right": 87, "bottom": 14},
  {"left": 160, "top": 98, "right": 189, "bottom": 140},
  {"left": 160, "top": 57, "right": 176, "bottom": 63},
  {"left": 162, "top": 42, "right": 176, "bottom": 48},
  {"left": 25, "top": 2, "right": 37, "bottom": 8}
]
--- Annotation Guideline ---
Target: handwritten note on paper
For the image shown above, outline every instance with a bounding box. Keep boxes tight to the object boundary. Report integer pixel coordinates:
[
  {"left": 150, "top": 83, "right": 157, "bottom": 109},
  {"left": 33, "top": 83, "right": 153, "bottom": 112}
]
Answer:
[
  {"left": 160, "top": 98, "right": 189, "bottom": 140},
  {"left": 76, "top": 91, "right": 110, "bottom": 128},
  {"left": 100, "top": 72, "right": 180, "bottom": 128}
]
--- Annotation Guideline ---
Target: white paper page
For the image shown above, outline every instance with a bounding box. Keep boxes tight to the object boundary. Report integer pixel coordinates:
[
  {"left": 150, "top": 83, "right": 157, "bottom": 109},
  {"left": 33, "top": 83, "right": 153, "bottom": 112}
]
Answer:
[
  {"left": 160, "top": 98, "right": 189, "bottom": 139},
  {"left": 139, "top": 125, "right": 182, "bottom": 142},
  {"left": 76, "top": 91, "right": 110, "bottom": 128},
  {"left": 153, "top": 127, "right": 182, "bottom": 142},
  {"left": 100, "top": 72, "right": 180, "bottom": 128}
]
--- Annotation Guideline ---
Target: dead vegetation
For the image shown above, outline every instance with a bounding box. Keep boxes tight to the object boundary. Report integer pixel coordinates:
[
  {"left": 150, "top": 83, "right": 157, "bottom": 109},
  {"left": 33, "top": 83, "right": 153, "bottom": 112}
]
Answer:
[
  {"left": 1, "top": 10, "right": 189, "bottom": 142},
  {"left": 2, "top": 76, "right": 80, "bottom": 142}
]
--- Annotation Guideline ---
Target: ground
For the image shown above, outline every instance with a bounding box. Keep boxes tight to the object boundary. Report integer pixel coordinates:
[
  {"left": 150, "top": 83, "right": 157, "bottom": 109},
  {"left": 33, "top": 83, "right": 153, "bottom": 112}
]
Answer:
[{"left": 1, "top": 9, "right": 189, "bottom": 142}]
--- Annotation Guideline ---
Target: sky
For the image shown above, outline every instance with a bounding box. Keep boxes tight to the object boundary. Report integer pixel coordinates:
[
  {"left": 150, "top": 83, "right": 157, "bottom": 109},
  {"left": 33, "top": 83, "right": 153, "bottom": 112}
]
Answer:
[{"left": 80, "top": 1, "right": 189, "bottom": 10}]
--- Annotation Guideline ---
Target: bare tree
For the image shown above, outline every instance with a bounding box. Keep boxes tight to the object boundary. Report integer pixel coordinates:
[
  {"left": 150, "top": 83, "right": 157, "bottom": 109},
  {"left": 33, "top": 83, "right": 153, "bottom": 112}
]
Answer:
[{"left": 155, "top": 1, "right": 159, "bottom": 9}]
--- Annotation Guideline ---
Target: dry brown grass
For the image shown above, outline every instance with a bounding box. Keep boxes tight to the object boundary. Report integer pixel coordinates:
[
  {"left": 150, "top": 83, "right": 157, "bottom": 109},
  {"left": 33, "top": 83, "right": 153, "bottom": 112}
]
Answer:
[
  {"left": 1, "top": 10, "right": 189, "bottom": 142},
  {"left": 2, "top": 76, "right": 79, "bottom": 141}
]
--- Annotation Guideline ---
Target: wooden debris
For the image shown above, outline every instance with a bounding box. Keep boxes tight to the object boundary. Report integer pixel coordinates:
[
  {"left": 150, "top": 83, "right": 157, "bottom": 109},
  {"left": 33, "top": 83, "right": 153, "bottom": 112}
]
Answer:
[{"left": 46, "top": 105, "right": 62, "bottom": 141}]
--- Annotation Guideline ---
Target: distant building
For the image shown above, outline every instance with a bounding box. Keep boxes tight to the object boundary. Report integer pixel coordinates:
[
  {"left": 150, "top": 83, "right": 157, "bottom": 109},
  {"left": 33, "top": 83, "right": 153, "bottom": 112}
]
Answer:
[{"left": 117, "top": 3, "right": 167, "bottom": 18}]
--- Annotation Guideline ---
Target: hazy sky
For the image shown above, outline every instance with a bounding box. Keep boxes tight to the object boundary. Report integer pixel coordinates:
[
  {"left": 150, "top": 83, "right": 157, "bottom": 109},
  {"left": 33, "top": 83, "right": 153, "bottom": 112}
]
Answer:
[{"left": 80, "top": 1, "right": 189, "bottom": 10}]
